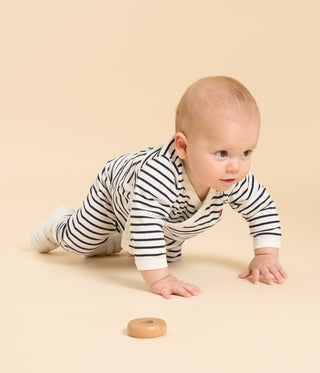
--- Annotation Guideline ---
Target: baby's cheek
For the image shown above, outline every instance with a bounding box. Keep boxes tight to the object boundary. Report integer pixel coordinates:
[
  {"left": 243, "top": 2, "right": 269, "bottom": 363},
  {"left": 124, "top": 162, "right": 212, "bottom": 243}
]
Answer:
[
  {"left": 207, "top": 160, "right": 222, "bottom": 175},
  {"left": 200, "top": 162, "right": 217, "bottom": 180},
  {"left": 240, "top": 161, "right": 251, "bottom": 177}
]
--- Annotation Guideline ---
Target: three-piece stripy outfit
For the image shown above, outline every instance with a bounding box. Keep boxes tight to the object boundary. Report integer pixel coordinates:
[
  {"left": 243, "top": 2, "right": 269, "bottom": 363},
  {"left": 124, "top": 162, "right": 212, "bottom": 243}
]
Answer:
[{"left": 55, "top": 137, "right": 281, "bottom": 271}]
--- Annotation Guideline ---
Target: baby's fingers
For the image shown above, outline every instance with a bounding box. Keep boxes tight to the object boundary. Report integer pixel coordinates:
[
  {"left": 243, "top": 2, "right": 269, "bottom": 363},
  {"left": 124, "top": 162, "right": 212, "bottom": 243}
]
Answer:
[
  {"left": 252, "top": 269, "right": 261, "bottom": 285},
  {"left": 278, "top": 265, "right": 288, "bottom": 280},
  {"left": 270, "top": 265, "right": 287, "bottom": 284},
  {"left": 170, "top": 285, "right": 193, "bottom": 298},
  {"left": 158, "top": 285, "right": 189, "bottom": 299},
  {"left": 239, "top": 269, "right": 251, "bottom": 279},
  {"left": 160, "top": 283, "right": 200, "bottom": 299},
  {"left": 181, "top": 282, "right": 202, "bottom": 296},
  {"left": 160, "top": 289, "right": 173, "bottom": 299},
  {"left": 261, "top": 268, "right": 275, "bottom": 285}
]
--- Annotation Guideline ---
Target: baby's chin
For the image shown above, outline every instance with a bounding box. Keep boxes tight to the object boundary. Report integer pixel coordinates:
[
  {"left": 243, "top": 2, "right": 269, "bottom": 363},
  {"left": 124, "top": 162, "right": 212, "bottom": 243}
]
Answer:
[{"left": 212, "top": 180, "right": 238, "bottom": 191}]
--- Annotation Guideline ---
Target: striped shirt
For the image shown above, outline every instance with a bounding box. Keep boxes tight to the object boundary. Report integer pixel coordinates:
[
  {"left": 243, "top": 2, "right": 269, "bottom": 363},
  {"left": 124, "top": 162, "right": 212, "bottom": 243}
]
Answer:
[{"left": 92, "top": 136, "right": 281, "bottom": 270}]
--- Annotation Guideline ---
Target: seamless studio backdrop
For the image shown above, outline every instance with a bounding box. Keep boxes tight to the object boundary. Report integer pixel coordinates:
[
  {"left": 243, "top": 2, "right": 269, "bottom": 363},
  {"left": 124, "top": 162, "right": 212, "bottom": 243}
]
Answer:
[{"left": 1, "top": 1, "right": 319, "bottom": 372}]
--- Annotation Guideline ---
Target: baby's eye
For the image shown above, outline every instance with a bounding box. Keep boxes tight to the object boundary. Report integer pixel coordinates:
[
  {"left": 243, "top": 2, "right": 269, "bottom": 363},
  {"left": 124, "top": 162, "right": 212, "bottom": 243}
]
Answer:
[
  {"left": 216, "top": 150, "right": 228, "bottom": 158},
  {"left": 241, "top": 150, "right": 251, "bottom": 157}
]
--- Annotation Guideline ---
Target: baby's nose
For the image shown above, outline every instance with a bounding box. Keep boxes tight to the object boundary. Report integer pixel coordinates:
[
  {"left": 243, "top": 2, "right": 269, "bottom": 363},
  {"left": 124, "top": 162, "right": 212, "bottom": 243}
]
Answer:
[{"left": 226, "top": 158, "right": 240, "bottom": 173}]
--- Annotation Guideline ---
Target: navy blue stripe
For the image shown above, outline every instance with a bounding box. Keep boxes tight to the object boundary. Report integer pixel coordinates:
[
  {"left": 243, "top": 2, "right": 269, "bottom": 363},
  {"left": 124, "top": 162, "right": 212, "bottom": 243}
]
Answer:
[
  {"left": 252, "top": 226, "right": 281, "bottom": 234},
  {"left": 238, "top": 189, "right": 267, "bottom": 214},
  {"left": 134, "top": 253, "right": 166, "bottom": 257},
  {"left": 154, "top": 158, "right": 176, "bottom": 182},
  {"left": 70, "top": 218, "right": 109, "bottom": 242},
  {"left": 162, "top": 138, "right": 175, "bottom": 155},
  {"left": 76, "top": 211, "right": 114, "bottom": 236},
  {"left": 130, "top": 222, "right": 163, "bottom": 228},
  {"left": 131, "top": 238, "right": 163, "bottom": 242},
  {"left": 195, "top": 210, "right": 222, "bottom": 223},
  {"left": 249, "top": 220, "right": 280, "bottom": 228},
  {"left": 130, "top": 245, "right": 165, "bottom": 250},
  {"left": 229, "top": 178, "right": 248, "bottom": 203},
  {"left": 247, "top": 213, "right": 278, "bottom": 222},
  {"left": 131, "top": 230, "right": 163, "bottom": 235},
  {"left": 90, "top": 186, "right": 114, "bottom": 215},
  {"left": 130, "top": 215, "right": 163, "bottom": 221},
  {"left": 147, "top": 162, "right": 175, "bottom": 187},
  {"left": 136, "top": 182, "right": 175, "bottom": 204},
  {"left": 167, "top": 253, "right": 182, "bottom": 259},
  {"left": 81, "top": 206, "right": 115, "bottom": 231},
  {"left": 140, "top": 169, "right": 177, "bottom": 198},
  {"left": 253, "top": 232, "right": 281, "bottom": 237},
  {"left": 205, "top": 202, "right": 223, "bottom": 211},
  {"left": 131, "top": 200, "right": 169, "bottom": 215}
]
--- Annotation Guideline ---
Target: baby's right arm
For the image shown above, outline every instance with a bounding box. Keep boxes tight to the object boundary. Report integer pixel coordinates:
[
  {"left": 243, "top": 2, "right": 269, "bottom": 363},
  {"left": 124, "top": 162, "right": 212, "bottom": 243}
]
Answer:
[{"left": 140, "top": 268, "right": 202, "bottom": 299}]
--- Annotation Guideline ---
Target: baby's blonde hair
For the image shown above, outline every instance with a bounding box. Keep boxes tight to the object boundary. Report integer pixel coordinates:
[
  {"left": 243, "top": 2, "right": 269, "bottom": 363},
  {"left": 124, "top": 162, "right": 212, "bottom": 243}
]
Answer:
[{"left": 175, "top": 76, "right": 260, "bottom": 133}]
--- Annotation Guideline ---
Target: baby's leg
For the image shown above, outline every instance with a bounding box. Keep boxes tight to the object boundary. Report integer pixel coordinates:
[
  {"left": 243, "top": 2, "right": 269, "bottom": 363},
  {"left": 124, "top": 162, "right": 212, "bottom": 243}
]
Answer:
[
  {"left": 31, "top": 205, "right": 76, "bottom": 253},
  {"left": 31, "top": 174, "right": 121, "bottom": 256},
  {"left": 55, "top": 183, "right": 119, "bottom": 255}
]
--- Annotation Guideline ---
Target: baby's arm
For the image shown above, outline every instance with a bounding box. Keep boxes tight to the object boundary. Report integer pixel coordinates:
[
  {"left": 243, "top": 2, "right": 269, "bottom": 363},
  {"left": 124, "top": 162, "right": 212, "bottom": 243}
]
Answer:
[
  {"left": 239, "top": 247, "right": 288, "bottom": 285},
  {"left": 140, "top": 268, "right": 202, "bottom": 299}
]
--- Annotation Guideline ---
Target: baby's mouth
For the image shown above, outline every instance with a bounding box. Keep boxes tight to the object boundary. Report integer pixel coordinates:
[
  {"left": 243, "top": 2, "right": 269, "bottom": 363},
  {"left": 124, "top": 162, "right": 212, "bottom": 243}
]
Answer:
[{"left": 220, "top": 178, "right": 236, "bottom": 183}]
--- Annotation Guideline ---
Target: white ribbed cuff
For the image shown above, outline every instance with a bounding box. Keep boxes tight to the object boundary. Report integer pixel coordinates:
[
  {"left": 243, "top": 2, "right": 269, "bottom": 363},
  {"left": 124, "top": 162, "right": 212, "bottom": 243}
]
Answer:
[
  {"left": 134, "top": 256, "right": 168, "bottom": 271},
  {"left": 253, "top": 235, "right": 281, "bottom": 249}
]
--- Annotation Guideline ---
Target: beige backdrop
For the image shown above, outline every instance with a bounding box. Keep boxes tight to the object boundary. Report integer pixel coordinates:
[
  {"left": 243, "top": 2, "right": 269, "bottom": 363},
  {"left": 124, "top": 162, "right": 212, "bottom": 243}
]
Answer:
[{"left": 1, "top": 1, "right": 319, "bottom": 372}]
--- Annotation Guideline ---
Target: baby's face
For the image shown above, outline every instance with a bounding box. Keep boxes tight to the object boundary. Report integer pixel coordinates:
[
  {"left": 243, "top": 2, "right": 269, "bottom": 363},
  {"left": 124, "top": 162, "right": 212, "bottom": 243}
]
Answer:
[{"left": 176, "top": 107, "right": 260, "bottom": 199}]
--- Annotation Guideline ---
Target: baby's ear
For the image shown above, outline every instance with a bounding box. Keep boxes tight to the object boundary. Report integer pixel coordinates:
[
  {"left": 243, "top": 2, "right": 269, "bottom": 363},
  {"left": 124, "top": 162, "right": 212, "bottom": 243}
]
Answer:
[{"left": 174, "top": 132, "right": 188, "bottom": 159}]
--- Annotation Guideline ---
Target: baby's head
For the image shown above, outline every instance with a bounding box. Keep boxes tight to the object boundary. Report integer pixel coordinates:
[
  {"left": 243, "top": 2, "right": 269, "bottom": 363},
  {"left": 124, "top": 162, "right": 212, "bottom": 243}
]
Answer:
[
  {"left": 175, "top": 76, "right": 260, "bottom": 135},
  {"left": 174, "top": 76, "right": 261, "bottom": 198}
]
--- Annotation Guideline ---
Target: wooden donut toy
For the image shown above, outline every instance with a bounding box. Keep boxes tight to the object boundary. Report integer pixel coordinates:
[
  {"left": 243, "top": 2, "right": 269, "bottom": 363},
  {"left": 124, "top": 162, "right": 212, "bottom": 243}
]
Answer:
[{"left": 127, "top": 318, "right": 167, "bottom": 338}]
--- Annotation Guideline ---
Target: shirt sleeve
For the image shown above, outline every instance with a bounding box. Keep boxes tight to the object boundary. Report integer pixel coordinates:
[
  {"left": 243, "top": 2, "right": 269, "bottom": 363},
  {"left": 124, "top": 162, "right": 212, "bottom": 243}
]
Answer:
[
  {"left": 226, "top": 172, "right": 282, "bottom": 249},
  {"left": 125, "top": 156, "right": 178, "bottom": 270}
]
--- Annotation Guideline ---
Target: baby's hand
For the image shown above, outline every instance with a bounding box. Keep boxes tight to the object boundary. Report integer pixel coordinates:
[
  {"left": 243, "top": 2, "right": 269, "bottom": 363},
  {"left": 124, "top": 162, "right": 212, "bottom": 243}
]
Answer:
[
  {"left": 239, "top": 247, "right": 288, "bottom": 285},
  {"left": 141, "top": 268, "right": 202, "bottom": 299},
  {"left": 150, "top": 274, "right": 202, "bottom": 299}
]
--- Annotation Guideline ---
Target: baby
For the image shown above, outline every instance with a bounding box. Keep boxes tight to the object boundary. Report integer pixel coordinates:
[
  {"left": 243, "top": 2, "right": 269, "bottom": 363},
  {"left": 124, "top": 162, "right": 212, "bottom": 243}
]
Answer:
[{"left": 31, "top": 76, "right": 287, "bottom": 299}]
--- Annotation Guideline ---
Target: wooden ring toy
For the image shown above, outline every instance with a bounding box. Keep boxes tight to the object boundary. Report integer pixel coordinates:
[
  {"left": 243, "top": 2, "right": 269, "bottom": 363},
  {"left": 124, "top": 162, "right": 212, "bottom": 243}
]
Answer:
[{"left": 127, "top": 318, "right": 167, "bottom": 338}]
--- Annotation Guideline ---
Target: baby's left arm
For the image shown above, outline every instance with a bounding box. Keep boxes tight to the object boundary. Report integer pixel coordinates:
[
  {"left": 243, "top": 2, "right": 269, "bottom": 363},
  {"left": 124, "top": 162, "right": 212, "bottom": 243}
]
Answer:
[{"left": 239, "top": 247, "right": 288, "bottom": 285}]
